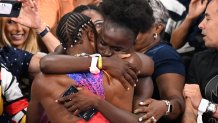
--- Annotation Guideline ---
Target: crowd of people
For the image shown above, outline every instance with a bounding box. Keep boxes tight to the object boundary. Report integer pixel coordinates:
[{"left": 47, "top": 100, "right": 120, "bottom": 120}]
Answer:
[{"left": 0, "top": 0, "right": 218, "bottom": 123}]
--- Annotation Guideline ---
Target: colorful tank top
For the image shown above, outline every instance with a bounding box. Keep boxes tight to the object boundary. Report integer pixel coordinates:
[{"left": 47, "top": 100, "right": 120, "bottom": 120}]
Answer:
[{"left": 67, "top": 71, "right": 105, "bottom": 98}]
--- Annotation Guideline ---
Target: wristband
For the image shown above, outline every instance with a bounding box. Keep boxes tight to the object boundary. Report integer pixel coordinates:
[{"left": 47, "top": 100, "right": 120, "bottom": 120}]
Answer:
[
  {"left": 89, "top": 55, "right": 100, "bottom": 74},
  {"left": 197, "top": 98, "right": 209, "bottom": 123},
  {"left": 98, "top": 55, "right": 102, "bottom": 69},
  {"left": 90, "top": 54, "right": 102, "bottom": 69},
  {"left": 39, "top": 26, "right": 50, "bottom": 37},
  {"left": 163, "top": 100, "right": 172, "bottom": 115},
  {"left": 206, "top": 102, "right": 217, "bottom": 114}
]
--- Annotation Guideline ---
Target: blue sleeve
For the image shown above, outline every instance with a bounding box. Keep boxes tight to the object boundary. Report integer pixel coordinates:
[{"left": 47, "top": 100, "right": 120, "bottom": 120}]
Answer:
[
  {"left": 151, "top": 46, "right": 186, "bottom": 78},
  {"left": 0, "top": 46, "right": 33, "bottom": 79}
]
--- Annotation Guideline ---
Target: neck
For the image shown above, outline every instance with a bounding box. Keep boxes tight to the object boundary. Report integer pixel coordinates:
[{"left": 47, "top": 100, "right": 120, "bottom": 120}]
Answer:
[{"left": 138, "top": 38, "right": 160, "bottom": 53}]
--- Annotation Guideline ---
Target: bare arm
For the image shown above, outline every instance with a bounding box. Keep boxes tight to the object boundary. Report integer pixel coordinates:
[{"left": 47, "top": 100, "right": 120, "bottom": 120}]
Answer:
[
  {"left": 58, "top": 76, "right": 153, "bottom": 123},
  {"left": 27, "top": 74, "right": 47, "bottom": 123},
  {"left": 170, "top": 0, "right": 208, "bottom": 49},
  {"left": 12, "top": 0, "right": 60, "bottom": 52},
  {"left": 133, "top": 77, "right": 154, "bottom": 108},
  {"left": 28, "top": 52, "right": 46, "bottom": 77},
  {"left": 27, "top": 99, "right": 46, "bottom": 123},
  {"left": 182, "top": 98, "right": 197, "bottom": 123},
  {"left": 134, "top": 52, "right": 154, "bottom": 77},
  {"left": 157, "top": 73, "right": 185, "bottom": 120}
]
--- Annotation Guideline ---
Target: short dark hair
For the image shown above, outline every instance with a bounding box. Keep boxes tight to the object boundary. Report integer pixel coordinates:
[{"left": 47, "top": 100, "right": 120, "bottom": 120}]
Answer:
[
  {"left": 56, "top": 12, "right": 97, "bottom": 49},
  {"left": 100, "top": 0, "right": 154, "bottom": 34}
]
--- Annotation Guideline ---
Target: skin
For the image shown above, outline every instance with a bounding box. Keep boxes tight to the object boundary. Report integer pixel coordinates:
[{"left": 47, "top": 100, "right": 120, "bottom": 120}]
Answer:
[
  {"left": 81, "top": 9, "right": 103, "bottom": 33},
  {"left": 12, "top": 0, "right": 60, "bottom": 52},
  {"left": 183, "top": 1, "right": 218, "bottom": 122},
  {"left": 28, "top": 17, "right": 154, "bottom": 123},
  {"left": 4, "top": 18, "right": 30, "bottom": 49},
  {"left": 170, "top": 0, "right": 208, "bottom": 49},
  {"left": 74, "top": 0, "right": 102, "bottom": 7},
  {"left": 133, "top": 23, "right": 185, "bottom": 121}
]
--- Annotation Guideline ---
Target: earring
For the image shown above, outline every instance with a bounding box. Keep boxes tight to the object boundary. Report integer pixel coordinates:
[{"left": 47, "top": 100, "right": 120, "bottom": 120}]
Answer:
[{"left": 153, "top": 33, "right": 158, "bottom": 40}]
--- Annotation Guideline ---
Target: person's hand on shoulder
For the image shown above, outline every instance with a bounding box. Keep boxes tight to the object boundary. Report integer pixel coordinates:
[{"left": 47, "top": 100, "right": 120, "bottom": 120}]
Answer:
[{"left": 102, "top": 54, "right": 139, "bottom": 90}]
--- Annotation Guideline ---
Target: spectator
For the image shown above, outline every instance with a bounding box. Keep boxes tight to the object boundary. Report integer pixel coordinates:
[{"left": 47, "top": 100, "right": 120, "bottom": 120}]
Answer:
[
  {"left": 183, "top": 0, "right": 218, "bottom": 123},
  {"left": 133, "top": 0, "right": 186, "bottom": 122}
]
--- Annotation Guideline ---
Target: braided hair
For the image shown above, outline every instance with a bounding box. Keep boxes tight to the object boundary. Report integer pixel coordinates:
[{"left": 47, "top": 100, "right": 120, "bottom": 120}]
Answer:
[{"left": 56, "top": 12, "right": 97, "bottom": 50}]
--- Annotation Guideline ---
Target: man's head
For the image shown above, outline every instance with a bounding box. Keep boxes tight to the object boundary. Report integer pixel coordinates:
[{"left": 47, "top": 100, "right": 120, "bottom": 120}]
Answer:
[{"left": 199, "top": 0, "right": 218, "bottom": 49}]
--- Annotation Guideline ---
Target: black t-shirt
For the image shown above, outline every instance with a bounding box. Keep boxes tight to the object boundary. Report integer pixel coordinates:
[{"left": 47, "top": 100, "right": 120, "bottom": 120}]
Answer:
[{"left": 187, "top": 49, "right": 218, "bottom": 123}]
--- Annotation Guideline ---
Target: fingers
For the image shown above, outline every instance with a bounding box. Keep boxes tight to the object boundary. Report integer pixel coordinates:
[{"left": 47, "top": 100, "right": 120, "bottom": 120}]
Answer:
[
  {"left": 57, "top": 94, "right": 73, "bottom": 103},
  {"left": 119, "top": 77, "right": 130, "bottom": 90},
  {"left": 183, "top": 84, "right": 200, "bottom": 97},
  {"left": 117, "top": 53, "right": 131, "bottom": 59},
  {"left": 139, "top": 99, "right": 153, "bottom": 106},
  {"left": 123, "top": 72, "right": 136, "bottom": 87},
  {"left": 134, "top": 106, "right": 149, "bottom": 114},
  {"left": 128, "top": 62, "right": 140, "bottom": 75},
  {"left": 126, "top": 67, "right": 138, "bottom": 84}
]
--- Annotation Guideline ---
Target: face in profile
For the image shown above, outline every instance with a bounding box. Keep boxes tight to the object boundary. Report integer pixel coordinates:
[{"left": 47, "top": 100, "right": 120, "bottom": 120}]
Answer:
[
  {"left": 3, "top": 18, "right": 30, "bottom": 48},
  {"left": 96, "top": 22, "right": 135, "bottom": 57},
  {"left": 198, "top": 0, "right": 218, "bottom": 48},
  {"left": 82, "top": 9, "right": 103, "bottom": 33}
]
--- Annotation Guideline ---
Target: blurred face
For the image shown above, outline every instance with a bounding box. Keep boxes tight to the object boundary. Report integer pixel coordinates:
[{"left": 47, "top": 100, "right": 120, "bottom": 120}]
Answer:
[
  {"left": 97, "top": 23, "right": 135, "bottom": 57},
  {"left": 82, "top": 10, "right": 103, "bottom": 33},
  {"left": 4, "top": 18, "right": 30, "bottom": 48},
  {"left": 198, "top": 0, "right": 218, "bottom": 49},
  {"left": 134, "top": 25, "right": 156, "bottom": 52}
]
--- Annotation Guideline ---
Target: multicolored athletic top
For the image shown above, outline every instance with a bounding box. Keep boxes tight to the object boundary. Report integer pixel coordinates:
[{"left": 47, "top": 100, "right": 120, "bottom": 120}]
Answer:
[{"left": 67, "top": 71, "right": 105, "bottom": 98}]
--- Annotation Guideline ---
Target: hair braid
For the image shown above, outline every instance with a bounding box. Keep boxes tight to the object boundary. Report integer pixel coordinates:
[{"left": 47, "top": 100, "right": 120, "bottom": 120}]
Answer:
[{"left": 56, "top": 12, "right": 96, "bottom": 49}]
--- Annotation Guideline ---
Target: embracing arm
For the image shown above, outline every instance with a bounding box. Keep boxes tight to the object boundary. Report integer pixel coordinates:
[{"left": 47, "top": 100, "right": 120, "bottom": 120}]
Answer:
[
  {"left": 28, "top": 52, "right": 46, "bottom": 77},
  {"left": 58, "top": 76, "right": 152, "bottom": 123},
  {"left": 134, "top": 52, "right": 154, "bottom": 77},
  {"left": 27, "top": 74, "right": 48, "bottom": 123},
  {"left": 96, "top": 76, "right": 153, "bottom": 123},
  {"left": 40, "top": 54, "right": 139, "bottom": 89},
  {"left": 27, "top": 99, "right": 46, "bottom": 123},
  {"left": 157, "top": 73, "right": 185, "bottom": 120}
]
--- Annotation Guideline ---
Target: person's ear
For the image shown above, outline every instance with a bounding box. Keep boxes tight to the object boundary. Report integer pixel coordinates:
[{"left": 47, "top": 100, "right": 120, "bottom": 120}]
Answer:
[
  {"left": 154, "top": 23, "right": 164, "bottom": 35},
  {"left": 87, "top": 29, "right": 95, "bottom": 44}
]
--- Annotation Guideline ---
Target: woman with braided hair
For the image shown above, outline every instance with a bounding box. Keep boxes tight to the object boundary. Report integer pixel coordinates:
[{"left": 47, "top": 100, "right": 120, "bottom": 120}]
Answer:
[{"left": 28, "top": 10, "right": 154, "bottom": 123}]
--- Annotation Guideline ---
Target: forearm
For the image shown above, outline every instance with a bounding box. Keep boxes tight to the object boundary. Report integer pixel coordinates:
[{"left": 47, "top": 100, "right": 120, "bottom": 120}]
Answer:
[
  {"left": 36, "top": 24, "right": 60, "bottom": 52},
  {"left": 163, "top": 94, "right": 185, "bottom": 120},
  {"left": 182, "top": 111, "right": 197, "bottom": 123},
  {"left": 40, "top": 55, "right": 92, "bottom": 73},
  {"left": 170, "top": 15, "right": 196, "bottom": 49},
  {"left": 182, "top": 98, "right": 197, "bottom": 123},
  {"left": 95, "top": 98, "right": 139, "bottom": 123}
]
